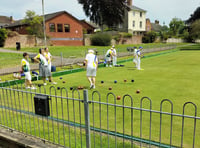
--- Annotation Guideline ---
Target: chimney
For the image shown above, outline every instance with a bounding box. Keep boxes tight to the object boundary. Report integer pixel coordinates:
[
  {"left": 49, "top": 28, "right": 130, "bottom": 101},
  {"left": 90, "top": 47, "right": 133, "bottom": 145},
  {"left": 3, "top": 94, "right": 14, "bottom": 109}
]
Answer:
[
  {"left": 10, "top": 16, "right": 13, "bottom": 23},
  {"left": 127, "top": 0, "right": 132, "bottom": 6},
  {"left": 155, "top": 20, "right": 159, "bottom": 25}
]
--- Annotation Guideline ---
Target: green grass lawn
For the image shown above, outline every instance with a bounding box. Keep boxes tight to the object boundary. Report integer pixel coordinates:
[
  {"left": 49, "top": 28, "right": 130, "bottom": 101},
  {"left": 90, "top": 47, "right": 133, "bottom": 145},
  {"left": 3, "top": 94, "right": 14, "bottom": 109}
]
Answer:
[
  {"left": 5, "top": 43, "right": 182, "bottom": 58},
  {"left": 1, "top": 45, "right": 200, "bottom": 147},
  {"left": 0, "top": 52, "right": 22, "bottom": 69}
]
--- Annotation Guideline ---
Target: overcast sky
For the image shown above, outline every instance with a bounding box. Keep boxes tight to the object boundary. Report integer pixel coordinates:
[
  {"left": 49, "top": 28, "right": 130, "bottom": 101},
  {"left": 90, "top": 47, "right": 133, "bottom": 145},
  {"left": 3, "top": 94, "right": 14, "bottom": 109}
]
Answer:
[{"left": 0, "top": 0, "right": 199, "bottom": 25}]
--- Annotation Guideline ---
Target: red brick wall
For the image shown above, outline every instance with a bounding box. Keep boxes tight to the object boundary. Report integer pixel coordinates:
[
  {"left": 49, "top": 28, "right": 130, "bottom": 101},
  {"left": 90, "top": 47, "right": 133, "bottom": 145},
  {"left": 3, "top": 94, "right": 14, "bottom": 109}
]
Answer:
[
  {"left": 46, "top": 13, "right": 83, "bottom": 46},
  {"left": 146, "top": 19, "right": 152, "bottom": 32},
  {"left": 50, "top": 40, "right": 83, "bottom": 46}
]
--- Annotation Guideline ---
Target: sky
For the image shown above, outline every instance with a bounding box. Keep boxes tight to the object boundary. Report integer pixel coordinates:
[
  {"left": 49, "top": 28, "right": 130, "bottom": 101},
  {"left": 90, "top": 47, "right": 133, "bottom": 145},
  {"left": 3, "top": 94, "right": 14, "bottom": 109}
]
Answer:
[{"left": 0, "top": 0, "right": 199, "bottom": 25}]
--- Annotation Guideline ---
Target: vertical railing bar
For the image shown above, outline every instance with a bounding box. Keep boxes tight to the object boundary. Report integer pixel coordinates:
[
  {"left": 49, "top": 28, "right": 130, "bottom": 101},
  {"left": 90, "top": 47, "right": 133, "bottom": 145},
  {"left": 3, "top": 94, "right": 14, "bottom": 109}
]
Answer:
[
  {"left": 6, "top": 89, "right": 12, "bottom": 128},
  {"left": 83, "top": 89, "right": 91, "bottom": 148},
  {"left": 50, "top": 86, "right": 55, "bottom": 143},
  {"left": 2, "top": 89, "right": 9, "bottom": 127},
  {"left": 60, "top": 88, "right": 67, "bottom": 147},
  {"left": 9, "top": 86, "right": 16, "bottom": 129},
  {"left": 78, "top": 95, "right": 83, "bottom": 148},
  {"left": 30, "top": 87, "right": 36, "bottom": 137},
  {"left": 91, "top": 91, "right": 101, "bottom": 148},
  {"left": 22, "top": 89, "right": 28, "bottom": 134},
  {"left": 13, "top": 86, "right": 20, "bottom": 131},
  {"left": 72, "top": 90, "right": 77, "bottom": 148},
  {"left": 0, "top": 88, "right": 5, "bottom": 126},
  {"left": 26, "top": 89, "right": 31, "bottom": 135}
]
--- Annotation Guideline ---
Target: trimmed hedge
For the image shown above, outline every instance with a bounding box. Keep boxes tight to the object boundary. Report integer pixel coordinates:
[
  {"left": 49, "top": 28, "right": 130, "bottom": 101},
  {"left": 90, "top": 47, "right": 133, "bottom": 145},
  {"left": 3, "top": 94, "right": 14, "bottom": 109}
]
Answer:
[{"left": 91, "top": 33, "right": 111, "bottom": 46}]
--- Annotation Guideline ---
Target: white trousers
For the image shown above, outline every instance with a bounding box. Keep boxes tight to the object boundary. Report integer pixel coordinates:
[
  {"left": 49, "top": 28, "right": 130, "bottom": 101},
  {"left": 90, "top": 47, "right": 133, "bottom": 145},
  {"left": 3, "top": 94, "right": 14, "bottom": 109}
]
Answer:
[
  {"left": 133, "top": 58, "right": 140, "bottom": 70},
  {"left": 113, "top": 56, "right": 117, "bottom": 66}
]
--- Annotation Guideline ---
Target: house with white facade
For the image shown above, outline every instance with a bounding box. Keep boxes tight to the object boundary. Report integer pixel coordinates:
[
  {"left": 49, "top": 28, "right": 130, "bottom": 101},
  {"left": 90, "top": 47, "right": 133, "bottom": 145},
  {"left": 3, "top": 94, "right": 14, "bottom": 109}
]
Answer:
[
  {"left": 127, "top": 5, "right": 146, "bottom": 35},
  {"left": 116, "top": 0, "right": 146, "bottom": 35}
]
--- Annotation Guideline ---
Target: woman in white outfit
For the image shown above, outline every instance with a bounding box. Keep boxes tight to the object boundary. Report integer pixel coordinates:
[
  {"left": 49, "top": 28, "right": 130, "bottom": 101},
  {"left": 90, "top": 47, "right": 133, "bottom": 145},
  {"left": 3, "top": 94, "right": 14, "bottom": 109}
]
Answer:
[
  {"left": 85, "top": 49, "right": 98, "bottom": 89},
  {"left": 44, "top": 47, "right": 52, "bottom": 72},
  {"left": 21, "top": 53, "right": 36, "bottom": 89},
  {"left": 112, "top": 45, "right": 117, "bottom": 66}
]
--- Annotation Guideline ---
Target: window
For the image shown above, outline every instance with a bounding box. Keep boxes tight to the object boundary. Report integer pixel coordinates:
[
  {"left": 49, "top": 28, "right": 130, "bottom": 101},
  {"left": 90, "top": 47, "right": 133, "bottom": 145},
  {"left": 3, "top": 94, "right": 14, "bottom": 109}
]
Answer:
[
  {"left": 140, "top": 21, "right": 142, "bottom": 28},
  {"left": 64, "top": 24, "right": 70, "bottom": 32},
  {"left": 49, "top": 23, "right": 55, "bottom": 32},
  {"left": 132, "top": 21, "right": 135, "bottom": 27},
  {"left": 140, "top": 12, "right": 143, "bottom": 17},
  {"left": 57, "top": 24, "right": 63, "bottom": 32}
]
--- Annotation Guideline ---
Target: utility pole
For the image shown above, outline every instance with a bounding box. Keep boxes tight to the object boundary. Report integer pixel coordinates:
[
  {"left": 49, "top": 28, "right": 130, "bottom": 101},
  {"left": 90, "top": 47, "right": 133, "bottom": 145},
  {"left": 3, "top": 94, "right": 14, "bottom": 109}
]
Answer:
[{"left": 42, "top": 0, "right": 47, "bottom": 46}]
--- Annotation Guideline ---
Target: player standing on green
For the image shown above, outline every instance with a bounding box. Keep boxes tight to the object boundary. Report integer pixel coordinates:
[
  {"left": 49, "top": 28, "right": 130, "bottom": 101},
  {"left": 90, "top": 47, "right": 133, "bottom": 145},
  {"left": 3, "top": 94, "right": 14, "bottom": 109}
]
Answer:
[
  {"left": 21, "top": 53, "right": 36, "bottom": 89},
  {"left": 34, "top": 48, "right": 57, "bottom": 85},
  {"left": 135, "top": 46, "right": 144, "bottom": 70},
  {"left": 85, "top": 49, "right": 98, "bottom": 89},
  {"left": 112, "top": 45, "right": 117, "bottom": 66}
]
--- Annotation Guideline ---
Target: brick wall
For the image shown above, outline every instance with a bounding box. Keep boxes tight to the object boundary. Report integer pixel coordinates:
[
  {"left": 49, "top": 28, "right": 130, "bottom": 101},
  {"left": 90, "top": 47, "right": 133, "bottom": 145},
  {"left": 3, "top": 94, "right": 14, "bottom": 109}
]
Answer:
[
  {"left": 46, "top": 13, "right": 83, "bottom": 46},
  {"left": 146, "top": 19, "right": 152, "bottom": 32},
  {"left": 4, "top": 35, "right": 49, "bottom": 48},
  {"left": 84, "top": 35, "right": 142, "bottom": 46}
]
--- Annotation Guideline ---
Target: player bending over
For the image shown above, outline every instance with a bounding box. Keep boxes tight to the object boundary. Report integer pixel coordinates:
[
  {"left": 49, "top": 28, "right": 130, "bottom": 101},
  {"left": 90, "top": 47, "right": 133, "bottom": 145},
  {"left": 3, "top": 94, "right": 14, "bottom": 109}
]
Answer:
[{"left": 105, "top": 47, "right": 113, "bottom": 67}]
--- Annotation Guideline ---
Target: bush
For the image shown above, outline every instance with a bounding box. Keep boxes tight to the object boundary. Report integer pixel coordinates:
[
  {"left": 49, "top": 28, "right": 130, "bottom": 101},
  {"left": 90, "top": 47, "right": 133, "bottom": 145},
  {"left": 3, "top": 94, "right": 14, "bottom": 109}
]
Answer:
[
  {"left": 91, "top": 33, "right": 111, "bottom": 46},
  {"left": 142, "top": 31, "right": 157, "bottom": 43},
  {"left": 122, "top": 33, "right": 132, "bottom": 38},
  {"left": 0, "top": 28, "right": 8, "bottom": 47}
]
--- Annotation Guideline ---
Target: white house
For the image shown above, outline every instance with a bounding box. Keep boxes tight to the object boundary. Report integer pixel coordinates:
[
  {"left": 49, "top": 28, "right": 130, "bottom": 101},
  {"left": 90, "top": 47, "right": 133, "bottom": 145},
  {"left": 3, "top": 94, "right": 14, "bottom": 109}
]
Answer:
[
  {"left": 127, "top": 5, "right": 146, "bottom": 35},
  {"left": 116, "top": 0, "right": 147, "bottom": 35}
]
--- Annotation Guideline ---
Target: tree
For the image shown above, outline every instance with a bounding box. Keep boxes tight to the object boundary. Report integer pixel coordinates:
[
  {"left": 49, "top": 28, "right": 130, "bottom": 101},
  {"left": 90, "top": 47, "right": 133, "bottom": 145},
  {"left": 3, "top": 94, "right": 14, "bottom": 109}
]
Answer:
[
  {"left": 78, "top": 0, "right": 126, "bottom": 29},
  {"left": 190, "top": 19, "right": 200, "bottom": 40},
  {"left": 187, "top": 7, "right": 200, "bottom": 24},
  {"left": 0, "top": 28, "right": 7, "bottom": 47},
  {"left": 169, "top": 18, "right": 185, "bottom": 37},
  {"left": 22, "top": 10, "right": 43, "bottom": 38}
]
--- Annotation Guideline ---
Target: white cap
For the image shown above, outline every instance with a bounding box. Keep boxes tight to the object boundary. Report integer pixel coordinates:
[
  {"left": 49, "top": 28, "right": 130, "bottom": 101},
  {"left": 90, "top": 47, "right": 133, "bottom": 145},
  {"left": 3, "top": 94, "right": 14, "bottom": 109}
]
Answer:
[
  {"left": 112, "top": 45, "right": 115, "bottom": 48},
  {"left": 88, "top": 49, "right": 94, "bottom": 53}
]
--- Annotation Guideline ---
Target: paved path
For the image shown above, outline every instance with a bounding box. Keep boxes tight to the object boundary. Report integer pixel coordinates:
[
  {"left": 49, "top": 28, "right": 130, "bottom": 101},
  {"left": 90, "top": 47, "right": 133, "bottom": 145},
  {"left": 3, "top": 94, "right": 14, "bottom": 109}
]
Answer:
[{"left": 0, "top": 45, "right": 178, "bottom": 75}]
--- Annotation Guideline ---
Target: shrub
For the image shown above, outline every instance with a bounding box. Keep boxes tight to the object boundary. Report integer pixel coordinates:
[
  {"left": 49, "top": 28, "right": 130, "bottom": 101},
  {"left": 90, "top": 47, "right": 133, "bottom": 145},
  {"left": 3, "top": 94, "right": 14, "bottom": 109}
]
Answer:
[
  {"left": 142, "top": 31, "right": 157, "bottom": 43},
  {"left": 122, "top": 33, "right": 132, "bottom": 38},
  {"left": 91, "top": 33, "right": 111, "bottom": 46},
  {"left": 0, "top": 28, "right": 8, "bottom": 47}
]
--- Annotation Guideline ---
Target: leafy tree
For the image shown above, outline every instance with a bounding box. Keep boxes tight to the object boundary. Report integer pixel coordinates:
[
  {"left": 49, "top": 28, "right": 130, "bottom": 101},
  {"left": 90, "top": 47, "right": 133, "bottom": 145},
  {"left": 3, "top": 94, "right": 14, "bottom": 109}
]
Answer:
[
  {"left": 22, "top": 10, "right": 43, "bottom": 38},
  {"left": 0, "top": 28, "right": 7, "bottom": 47},
  {"left": 190, "top": 19, "right": 200, "bottom": 40},
  {"left": 78, "top": 0, "right": 126, "bottom": 29},
  {"left": 169, "top": 18, "right": 185, "bottom": 37},
  {"left": 187, "top": 7, "right": 200, "bottom": 24}
]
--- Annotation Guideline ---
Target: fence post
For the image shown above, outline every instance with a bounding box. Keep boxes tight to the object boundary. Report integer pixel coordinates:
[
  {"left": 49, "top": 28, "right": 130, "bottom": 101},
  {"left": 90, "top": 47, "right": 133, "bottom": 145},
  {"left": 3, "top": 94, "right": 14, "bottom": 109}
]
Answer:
[
  {"left": 60, "top": 52, "right": 63, "bottom": 67},
  {"left": 83, "top": 89, "right": 91, "bottom": 148}
]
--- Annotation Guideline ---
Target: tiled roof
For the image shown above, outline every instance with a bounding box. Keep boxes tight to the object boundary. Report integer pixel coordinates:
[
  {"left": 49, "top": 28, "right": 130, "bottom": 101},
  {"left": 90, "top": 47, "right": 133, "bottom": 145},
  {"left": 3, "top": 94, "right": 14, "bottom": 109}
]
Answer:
[
  {"left": 80, "top": 20, "right": 98, "bottom": 29},
  {"left": 6, "top": 11, "right": 81, "bottom": 28},
  {"left": 151, "top": 23, "right": 162, "bottom": 32},
  {"left": 0, "top": 16, "right": 11, "bottom": 23},
  {"left": 128, "top": 5, "right": 147, "bottom": 12}
]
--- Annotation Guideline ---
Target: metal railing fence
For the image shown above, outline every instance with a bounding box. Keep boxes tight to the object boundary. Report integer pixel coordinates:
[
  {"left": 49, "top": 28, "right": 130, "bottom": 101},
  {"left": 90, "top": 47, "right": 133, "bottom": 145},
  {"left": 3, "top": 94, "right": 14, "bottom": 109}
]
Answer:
[{"left": 0, "top": 85, "right": 199, "bottom": 148}]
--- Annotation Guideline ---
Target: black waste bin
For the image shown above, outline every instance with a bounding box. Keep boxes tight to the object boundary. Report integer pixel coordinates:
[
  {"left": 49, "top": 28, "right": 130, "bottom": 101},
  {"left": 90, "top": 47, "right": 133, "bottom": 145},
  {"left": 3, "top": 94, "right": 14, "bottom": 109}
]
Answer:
[
  {"left": 34, "top": 94, "right": 50, "bottom": 116},
  {"left": 16, "top": 42, "right": 21, "bottom": 50}
]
